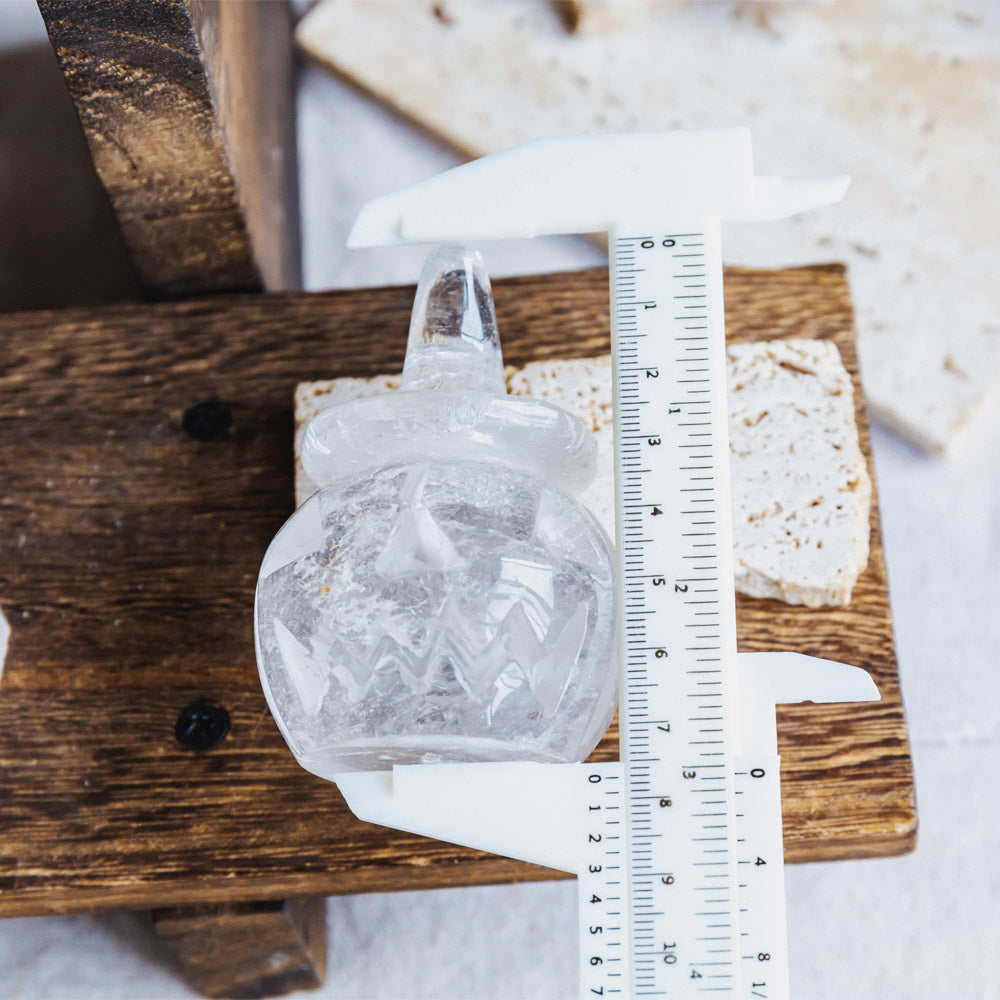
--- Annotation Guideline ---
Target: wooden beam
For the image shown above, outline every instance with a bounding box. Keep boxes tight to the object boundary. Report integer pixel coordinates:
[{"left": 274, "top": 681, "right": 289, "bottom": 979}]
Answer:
[
  {"left": 36, "top": 0, "right": 300, "bottom": 298},
  {"left": 153, "top": 898, "right": 327, "bottom": 998}
]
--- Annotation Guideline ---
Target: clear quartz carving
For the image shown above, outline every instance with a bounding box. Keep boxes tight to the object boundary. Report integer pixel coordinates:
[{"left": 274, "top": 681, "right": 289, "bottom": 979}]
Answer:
[{"left": 255, "top": 246, "right": 617, "bottom": 778}]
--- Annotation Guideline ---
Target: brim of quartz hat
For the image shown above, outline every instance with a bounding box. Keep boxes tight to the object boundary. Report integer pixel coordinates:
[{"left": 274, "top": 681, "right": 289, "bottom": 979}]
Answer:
[{"left": 301, "top": 389, "right": 598, "bottom": 496}]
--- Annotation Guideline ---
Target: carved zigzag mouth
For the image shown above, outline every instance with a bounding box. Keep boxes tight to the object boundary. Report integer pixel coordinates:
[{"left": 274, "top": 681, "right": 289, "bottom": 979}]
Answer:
[{"left": 276, "top": 590, "right": 589, "bottom": 722}]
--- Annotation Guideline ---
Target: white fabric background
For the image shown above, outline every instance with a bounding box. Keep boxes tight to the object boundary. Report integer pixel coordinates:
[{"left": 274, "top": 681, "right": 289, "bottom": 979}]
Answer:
[{"left": 1, "top": 3, "right": 998, "bottom": 998}]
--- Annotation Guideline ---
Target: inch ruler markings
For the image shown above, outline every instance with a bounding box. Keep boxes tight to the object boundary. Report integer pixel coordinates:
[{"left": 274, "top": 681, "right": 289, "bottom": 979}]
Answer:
[
  {"left": 581, "top": 224, "right": 782, "bottom": 999},
  {"left": 614, "top": 225, "right": 740, "bottom": 997}
]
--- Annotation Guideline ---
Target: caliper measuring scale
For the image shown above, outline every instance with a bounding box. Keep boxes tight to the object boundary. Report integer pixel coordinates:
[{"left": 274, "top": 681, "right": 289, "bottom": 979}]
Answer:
[
  {"left": 604, "top": 220, "right": 760, "bottom": 997},
  {"left": 336, "top": 129, "right": 878, "bottom": 999}
]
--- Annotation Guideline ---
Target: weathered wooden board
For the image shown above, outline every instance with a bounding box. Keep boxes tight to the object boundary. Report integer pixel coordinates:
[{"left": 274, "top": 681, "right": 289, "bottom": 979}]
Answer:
[
  {"left": 36, "top": 0, "right": 300, "bottom": 297},
  {"left": 0, "top": 265, "right": 915, "bottom": 918}
]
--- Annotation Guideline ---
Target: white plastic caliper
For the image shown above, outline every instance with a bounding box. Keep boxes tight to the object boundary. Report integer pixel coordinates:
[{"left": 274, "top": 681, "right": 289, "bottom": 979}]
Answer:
[{"left": 338, "top": 129, "right": 876, "bottom": 1000}]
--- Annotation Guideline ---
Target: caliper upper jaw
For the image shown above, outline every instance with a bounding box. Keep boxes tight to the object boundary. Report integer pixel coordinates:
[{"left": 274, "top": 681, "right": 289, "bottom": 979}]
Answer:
[{"left": 347, "top": 129, "right": 849, "bottom": 248}]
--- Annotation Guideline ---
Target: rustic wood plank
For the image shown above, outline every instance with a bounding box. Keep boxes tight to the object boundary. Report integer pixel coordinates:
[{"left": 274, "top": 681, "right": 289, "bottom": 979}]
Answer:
[
  {"left": 153, "top": 898, "right": 327, "bottom": 998},
  {"left": 0, "top": 265, "right": 916, "bottom": 919},
  {"left": 36, "top": 0, "right": 299, "bottom": 297}
]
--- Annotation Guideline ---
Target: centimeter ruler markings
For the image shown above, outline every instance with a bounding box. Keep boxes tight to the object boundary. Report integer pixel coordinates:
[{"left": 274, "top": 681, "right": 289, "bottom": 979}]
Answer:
[{"left": 579, "top": 227, "right": 789, "bottom": 1000}]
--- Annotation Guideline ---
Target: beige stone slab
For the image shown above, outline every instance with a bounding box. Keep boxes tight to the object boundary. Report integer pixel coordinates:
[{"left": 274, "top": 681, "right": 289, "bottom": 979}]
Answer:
[{"left": 295, "top": 341, "right": 871, "bottom": 608}]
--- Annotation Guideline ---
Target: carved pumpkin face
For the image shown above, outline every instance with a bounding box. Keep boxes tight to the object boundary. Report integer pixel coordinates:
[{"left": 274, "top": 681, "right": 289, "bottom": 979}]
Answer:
[{"left": 255, "top": 459, "right": 617, "bottom": 779}]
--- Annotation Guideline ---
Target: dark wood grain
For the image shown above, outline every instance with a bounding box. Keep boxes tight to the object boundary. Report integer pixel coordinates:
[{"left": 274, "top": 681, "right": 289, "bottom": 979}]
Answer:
[
  {"left": 36, "top": 0, "right": 299, "bottom": 297},
  {"left": 0, "top": 265, "right": 916, "bottom": 919},
  {"left": 0, "top": 43, "right": 141, "bottom": 312},
  {"left": 153, "top": 898, "right": 327, "bottom": 998}
]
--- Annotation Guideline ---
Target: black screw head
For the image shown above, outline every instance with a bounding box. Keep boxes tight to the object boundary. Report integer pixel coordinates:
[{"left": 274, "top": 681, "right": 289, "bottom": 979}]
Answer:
[
  {"left": 183, "top": 400, "right": 233, "bottom": 441},
  {"left": 175, "top": 699, "right": 230, "bottom": 751}
]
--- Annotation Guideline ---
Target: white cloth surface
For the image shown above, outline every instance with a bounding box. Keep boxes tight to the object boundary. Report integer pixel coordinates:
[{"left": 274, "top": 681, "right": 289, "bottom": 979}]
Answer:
[{"left": 1, "top": 3, "right": 998, "bottom": 998}]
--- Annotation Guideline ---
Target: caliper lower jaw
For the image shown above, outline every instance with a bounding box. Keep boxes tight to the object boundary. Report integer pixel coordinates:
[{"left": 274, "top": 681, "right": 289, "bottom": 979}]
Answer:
[{"left": 333, "top": 651, "right": 878, "bottom": 875}]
